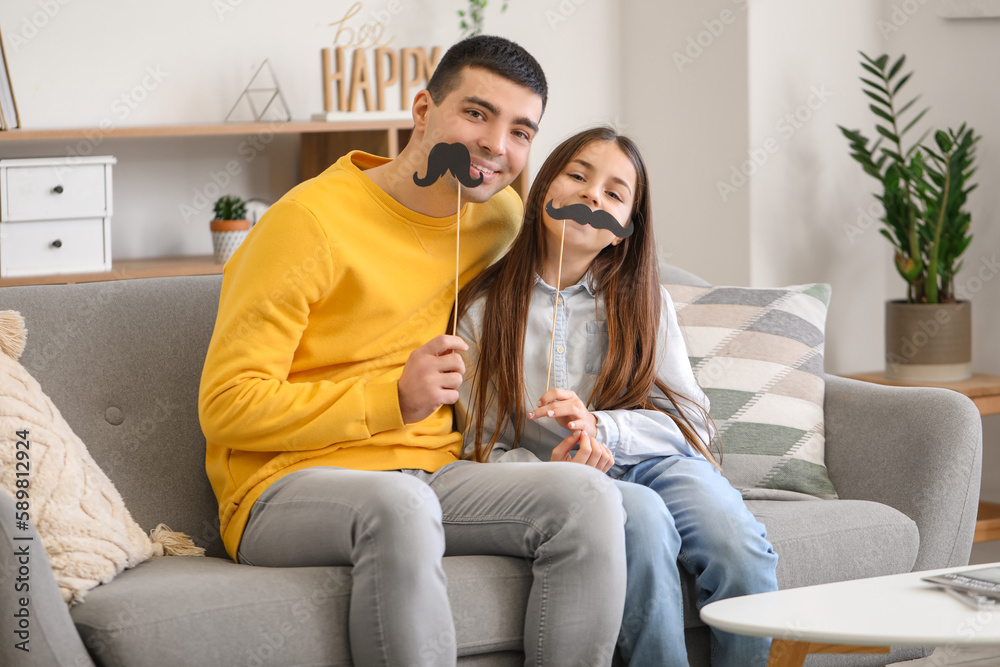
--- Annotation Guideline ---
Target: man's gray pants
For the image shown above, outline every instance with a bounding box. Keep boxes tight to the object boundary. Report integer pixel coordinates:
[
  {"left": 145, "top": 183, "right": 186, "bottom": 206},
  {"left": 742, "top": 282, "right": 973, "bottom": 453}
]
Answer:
[{"left": 237, "top": 460, "right": 628, "bottom": 667}]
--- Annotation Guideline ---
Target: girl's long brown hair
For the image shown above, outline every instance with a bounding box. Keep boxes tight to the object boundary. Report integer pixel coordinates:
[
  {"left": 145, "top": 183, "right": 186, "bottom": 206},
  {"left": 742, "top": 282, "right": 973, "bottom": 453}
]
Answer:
[{"left": 457, "top": 126, "right": 719, "bottom": 466}]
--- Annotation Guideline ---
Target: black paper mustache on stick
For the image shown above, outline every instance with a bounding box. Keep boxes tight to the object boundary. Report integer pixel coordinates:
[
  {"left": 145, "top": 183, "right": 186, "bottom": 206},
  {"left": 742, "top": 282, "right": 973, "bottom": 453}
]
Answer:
[
  {"left": 413, "top": 142, "right": 485, "bottom": 188},
  {"left": 544, "top": 200, "right": 633, "bottom": 238}
]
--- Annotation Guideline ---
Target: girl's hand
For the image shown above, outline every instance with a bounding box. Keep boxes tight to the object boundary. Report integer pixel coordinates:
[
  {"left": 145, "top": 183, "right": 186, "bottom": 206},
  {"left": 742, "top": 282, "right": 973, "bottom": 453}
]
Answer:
[
  {"left": 528, "top": 388, "right": 598, "bottom": 438},
  {"left": 550, "top": 430, "right": 614, "bottom": 473}
]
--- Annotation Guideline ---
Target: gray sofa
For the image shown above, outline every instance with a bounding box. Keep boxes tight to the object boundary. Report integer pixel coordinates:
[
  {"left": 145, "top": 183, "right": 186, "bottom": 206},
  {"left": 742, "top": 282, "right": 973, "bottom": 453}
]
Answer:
[{"left": 0, "top": 265, "right": 982, "bottom": 667}]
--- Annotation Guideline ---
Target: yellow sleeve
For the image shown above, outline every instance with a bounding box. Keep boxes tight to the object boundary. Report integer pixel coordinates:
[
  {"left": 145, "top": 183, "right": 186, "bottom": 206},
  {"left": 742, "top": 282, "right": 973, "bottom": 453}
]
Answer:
[{"left": 198, "top": 200, "right": 404, "bottom": 452}]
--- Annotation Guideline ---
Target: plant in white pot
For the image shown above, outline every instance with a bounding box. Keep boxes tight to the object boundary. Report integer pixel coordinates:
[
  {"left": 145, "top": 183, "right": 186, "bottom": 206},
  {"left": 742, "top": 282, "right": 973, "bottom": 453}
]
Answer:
[
  {"left": 839, "top": 52, "right": 980, "bottom": 381},
  {"left": 210, "top": 195, "right": 251, "bottom": 265}
]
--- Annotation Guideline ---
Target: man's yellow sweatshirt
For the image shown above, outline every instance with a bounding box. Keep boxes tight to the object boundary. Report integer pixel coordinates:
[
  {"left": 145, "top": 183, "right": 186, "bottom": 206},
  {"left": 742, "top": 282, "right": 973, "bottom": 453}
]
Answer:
[{"left": 199, "top": 151, "right": 522, "bottom": 560}]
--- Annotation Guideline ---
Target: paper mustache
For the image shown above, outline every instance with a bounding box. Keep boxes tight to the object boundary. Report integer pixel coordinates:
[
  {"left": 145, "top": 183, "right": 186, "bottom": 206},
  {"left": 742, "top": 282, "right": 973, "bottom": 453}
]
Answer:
[
  {"left": 413, "top": 142, "right": 485, "bottom": 188},
  {"left": 544, "top": 200, "right": 633, "bottom": 238}
]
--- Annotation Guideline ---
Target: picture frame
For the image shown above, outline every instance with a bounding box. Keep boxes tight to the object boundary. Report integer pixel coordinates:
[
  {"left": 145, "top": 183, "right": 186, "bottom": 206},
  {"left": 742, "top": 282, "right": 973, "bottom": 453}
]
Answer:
[{"left": 0, "top": 26, "right": 20, "bottom": 130}]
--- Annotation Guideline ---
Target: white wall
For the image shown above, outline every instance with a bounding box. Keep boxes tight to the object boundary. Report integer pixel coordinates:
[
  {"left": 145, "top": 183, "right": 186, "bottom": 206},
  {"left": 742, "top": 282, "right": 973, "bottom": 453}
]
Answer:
[
  {"left": 622, "top": 0, "right": 751, "bottom": 286},
  {"left": 747, "top": 0, "right": 999, "bottom": 378},
  {"left": 0, "top": 0, "right": 622, "bottom": 258},
  {"left": 745, "top": 0, "right": 1000, "bottom": 514},
  {"left": 748, "top": 0, "right": 889, "bottom": 375}
]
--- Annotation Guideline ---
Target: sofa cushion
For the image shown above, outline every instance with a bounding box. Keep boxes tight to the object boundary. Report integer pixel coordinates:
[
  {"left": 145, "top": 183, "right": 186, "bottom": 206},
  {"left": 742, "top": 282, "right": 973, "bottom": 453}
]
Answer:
[
  {"left": 71, "top": 554, "right": 532, "bottom": 666},
  {"left": 1, "top": 276, "right": 227, "bottom": 559},
  {"left": 679, "top": 498, "right": 918, "bottom": 629},
  {"left": 0, "top": 311, "right": 156, "bottom": 605},
  {"left": 746, "top": 498, "right": 919, "bottom": 589},
  {"left": 664, "top": 283, "right": 837, "bottom": 500}
]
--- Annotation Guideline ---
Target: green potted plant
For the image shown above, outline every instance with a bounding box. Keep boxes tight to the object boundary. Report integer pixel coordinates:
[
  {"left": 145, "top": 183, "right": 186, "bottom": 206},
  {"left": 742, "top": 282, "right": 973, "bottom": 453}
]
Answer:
[
  {"left": 210, "top": 195, "right": 251, "bottom": 264},
  {"left": 458, "top": 0, "right": 510, "bottom": 37},
  {"left": 839, "top": 52, "right": 979, "bottom": 381}
]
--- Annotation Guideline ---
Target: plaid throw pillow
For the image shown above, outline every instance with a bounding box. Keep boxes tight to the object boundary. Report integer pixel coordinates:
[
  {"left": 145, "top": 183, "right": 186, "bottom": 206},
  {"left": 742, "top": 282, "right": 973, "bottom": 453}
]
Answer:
[{"left": 664, "top": 283, "right": 837, "bottom": 500}]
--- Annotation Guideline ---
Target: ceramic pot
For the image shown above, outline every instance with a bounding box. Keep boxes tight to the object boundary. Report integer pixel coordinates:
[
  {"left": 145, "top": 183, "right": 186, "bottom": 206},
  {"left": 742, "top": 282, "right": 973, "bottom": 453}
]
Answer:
[
  {"left": 210, "top": 219, "right": 251, "bottom": 264},
  {"left": 885, "top": 300, "right": 971, "bottom": 381}
]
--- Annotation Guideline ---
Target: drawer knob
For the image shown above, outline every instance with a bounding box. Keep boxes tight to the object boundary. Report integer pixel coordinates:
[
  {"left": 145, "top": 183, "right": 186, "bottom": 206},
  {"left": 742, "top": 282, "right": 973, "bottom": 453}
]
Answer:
[
  {"left": 51, "top": 239, "right": 63, "bottom": 248},
  {"left": 52, "top": 185, "right": 64, "bottom": 194}
]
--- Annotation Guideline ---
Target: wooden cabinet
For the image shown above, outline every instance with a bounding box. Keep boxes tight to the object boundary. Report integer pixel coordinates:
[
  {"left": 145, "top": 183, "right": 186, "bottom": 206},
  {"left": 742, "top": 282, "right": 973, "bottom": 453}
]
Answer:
[{"left": 0, "top": 155, "right": 115, "bottom": 278}]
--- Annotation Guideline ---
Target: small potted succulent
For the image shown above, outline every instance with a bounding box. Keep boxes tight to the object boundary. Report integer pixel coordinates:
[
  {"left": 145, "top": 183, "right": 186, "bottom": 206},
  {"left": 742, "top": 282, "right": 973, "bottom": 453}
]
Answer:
[
  {"left": 839, "top": 52, "right": 979, "bottom": 381},
  {"left": 210, "top": 195, "right": 251, "bottom": 264}
]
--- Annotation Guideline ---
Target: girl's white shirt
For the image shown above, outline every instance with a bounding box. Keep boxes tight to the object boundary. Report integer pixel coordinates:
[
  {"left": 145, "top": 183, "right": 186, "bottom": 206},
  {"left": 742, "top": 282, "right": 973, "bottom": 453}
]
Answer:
[{"left": 455, "top": 273, "right": 714, "bottom": 476}]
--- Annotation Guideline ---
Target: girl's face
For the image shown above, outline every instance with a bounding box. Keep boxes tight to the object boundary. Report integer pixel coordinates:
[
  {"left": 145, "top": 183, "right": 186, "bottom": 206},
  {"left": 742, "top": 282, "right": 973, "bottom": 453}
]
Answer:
[{"left": 541, "top": 140, "right": 638, "bottom": 257}]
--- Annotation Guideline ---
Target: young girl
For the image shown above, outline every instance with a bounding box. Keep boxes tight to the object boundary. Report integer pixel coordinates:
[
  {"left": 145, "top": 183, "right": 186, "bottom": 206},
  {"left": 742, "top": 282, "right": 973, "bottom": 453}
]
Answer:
[{"left": 455, "top": 126, "right": 779, "bottom": 666}]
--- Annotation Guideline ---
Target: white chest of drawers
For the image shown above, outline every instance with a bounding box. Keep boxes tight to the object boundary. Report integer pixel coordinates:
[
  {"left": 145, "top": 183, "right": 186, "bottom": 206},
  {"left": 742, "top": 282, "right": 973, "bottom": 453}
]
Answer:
[{"left": 0, "top": 156, "right": 116, "bottom": 277}]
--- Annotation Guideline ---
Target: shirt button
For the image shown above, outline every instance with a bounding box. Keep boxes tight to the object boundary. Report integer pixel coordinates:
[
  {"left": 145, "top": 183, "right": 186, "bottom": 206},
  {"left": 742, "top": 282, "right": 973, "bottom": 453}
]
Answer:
[{"left": 556, "top": 345, "right": 565, "bottom": 354}]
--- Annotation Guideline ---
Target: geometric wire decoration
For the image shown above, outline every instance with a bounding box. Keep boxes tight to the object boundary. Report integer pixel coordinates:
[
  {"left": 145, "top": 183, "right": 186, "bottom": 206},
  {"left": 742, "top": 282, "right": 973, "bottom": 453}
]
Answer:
[{"left": 225, "top": 59, "right": 292, "bottom": 123}]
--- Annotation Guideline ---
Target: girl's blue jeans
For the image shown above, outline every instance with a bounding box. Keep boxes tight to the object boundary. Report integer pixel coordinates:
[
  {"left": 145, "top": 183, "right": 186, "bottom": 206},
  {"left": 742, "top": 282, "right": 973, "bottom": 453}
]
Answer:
[{"left": 614, "top": 455, "right": 779, "bottom": 667}]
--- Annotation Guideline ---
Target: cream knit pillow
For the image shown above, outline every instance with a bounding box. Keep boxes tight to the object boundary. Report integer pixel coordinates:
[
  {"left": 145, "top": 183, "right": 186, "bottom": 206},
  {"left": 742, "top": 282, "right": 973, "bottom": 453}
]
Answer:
[{"left": 0, "top": 311, "right": 202, "bottom": 605}]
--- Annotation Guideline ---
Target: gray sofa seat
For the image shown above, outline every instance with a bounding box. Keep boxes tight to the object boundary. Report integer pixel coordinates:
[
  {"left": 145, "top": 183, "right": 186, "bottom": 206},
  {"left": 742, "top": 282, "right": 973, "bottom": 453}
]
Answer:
[
  {"left": 72, "top": 555, "right": 532, "bottom": 667},
  {"left": 0, "top": 271, "right": 982, "bottom": 667}
]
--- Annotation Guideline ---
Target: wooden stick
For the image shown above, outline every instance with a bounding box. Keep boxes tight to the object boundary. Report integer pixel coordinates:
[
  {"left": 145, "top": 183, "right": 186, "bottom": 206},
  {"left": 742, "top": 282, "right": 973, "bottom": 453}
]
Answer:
[
  {"left": 452, "top": 186, "right": 460, "bottom": 336},
  {"left": 545, "top": 220, "right": 567, "bottom": 393}
]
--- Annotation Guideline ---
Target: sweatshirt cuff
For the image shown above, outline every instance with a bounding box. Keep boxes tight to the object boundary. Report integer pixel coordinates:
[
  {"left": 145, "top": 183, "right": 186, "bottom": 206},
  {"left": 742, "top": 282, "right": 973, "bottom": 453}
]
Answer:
[
  {"left": 593, "top": 410, "right": 620, "bottom": 453},
  {"left": 364, "top": 381, "right": 405, "bottom": 435}
]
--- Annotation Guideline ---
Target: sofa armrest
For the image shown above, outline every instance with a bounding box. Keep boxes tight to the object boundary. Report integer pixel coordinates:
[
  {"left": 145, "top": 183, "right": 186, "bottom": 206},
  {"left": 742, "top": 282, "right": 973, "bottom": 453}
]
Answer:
[
  {"left": 0, "top": 490, "right": 95, "bottom": 667},
  {"left": 823, "top": 374, "right": 982, "bottom": 571}
]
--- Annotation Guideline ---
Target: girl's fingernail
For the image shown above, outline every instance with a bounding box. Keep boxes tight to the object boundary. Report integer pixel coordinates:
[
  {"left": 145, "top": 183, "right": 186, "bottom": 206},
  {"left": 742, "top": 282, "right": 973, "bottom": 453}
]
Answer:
[
  {"left": 547, "top": 411, "right": 554, "bottom": 417},
  {"left": 536, "top": 400, "right": 541, "bottom": 407},
  {"left": 528, "top": 412, "right": 534, "bottom": 419},
  {"left": 569, "top": 422, "right": 575, "bottom": 429}
]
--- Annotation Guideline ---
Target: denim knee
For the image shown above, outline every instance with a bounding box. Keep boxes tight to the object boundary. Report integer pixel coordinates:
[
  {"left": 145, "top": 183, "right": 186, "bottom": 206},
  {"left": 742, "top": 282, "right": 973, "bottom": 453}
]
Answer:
[
  {"left": 353, "top": 474, "right": 445, "bottom": 567},
  {"left": 616, "top": 482, "right": 681, "bottom": 558}
]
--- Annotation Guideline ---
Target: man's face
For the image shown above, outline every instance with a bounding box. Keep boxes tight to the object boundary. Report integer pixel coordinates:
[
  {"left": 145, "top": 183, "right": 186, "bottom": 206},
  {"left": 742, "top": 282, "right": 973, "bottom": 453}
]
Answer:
[{"left": 417, "top": 66, "right": 544, "bottom": 204}]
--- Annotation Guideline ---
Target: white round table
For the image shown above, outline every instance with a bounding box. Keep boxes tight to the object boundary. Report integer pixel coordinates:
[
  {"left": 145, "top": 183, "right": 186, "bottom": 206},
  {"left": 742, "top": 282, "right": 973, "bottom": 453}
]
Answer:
[{"left": 700, "top": 564, "right": 1000, "bottom": 666}]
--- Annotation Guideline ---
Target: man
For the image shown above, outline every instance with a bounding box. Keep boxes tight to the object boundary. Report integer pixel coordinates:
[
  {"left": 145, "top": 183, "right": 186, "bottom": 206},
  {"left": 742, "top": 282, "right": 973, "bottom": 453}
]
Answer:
[{"left": 199, "top": 35, "right": 627, "bottom": 666}]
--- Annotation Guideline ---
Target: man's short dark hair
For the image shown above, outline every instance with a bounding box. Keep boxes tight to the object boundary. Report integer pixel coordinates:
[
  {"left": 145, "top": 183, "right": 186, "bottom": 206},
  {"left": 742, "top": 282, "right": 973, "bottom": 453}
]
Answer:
[{"left": 426, "top": 35, "right": 548, "bottom": 114}]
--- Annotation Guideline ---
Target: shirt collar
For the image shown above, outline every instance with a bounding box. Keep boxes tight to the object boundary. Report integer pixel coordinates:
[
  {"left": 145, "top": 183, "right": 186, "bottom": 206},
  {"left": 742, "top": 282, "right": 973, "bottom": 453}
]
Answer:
[{"left": 534, "top": 271, "right": 597, "bottom": 297}]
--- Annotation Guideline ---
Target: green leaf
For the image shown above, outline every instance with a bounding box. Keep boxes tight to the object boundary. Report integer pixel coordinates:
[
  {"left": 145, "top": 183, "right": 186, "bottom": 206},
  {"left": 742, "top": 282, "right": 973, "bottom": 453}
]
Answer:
[
  {"left": 880, "top": 229, "right": 901, "bottom": 248},
  {"left": 892, "top": 72, "right": 913, "bottom": 95},
  {"left": 875, "top": 54, "right": 890, "bottom": 69},
  {"left": 888, "top": 54, "right": 906, "bottom": 80},
  {"left": 869, "top": 104, "right": 895, "bottom": 124},
  {"left": 863, "top": 89, "right": 892, "bottom": 108},
  {"left": 935, "top": 130, "right": 953, "bottom": 152},
  {"left": 897, "top": 96, "right": 922, "bottom": 116},
  {"left": 907, "top": 129, "right": 931, "bottom": 156},
  {"left": 877, "top": 125, "right": 900, "bottom": 143},
  {"left": 881, "top": 148, "right": 904, "bottom": 163},
  {"left": 859, "top": 51, "right": 879, "bottom": 65},
  {"left": 860, "top": 77, "right": 889, "bottom": 93},
  {"left": 901, "top": 107, "right": 929, "bottom": 136}
]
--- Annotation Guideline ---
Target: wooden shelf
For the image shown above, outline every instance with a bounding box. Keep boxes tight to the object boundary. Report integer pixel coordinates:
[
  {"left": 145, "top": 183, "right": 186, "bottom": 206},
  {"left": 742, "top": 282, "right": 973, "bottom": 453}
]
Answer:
[
  {"left": 0, "top": 255, "right": 223, "bottom": 286},
  {"left": 0, "top": 119, "right": 527, "bottom": 289},
  {"left": 976, "top": 501, "right": 1000, "bottom": 543},
  {"left": 843, "top": 372, "right": 1000, "bottom": 416},
  {"left": 0, "top": 120, "right": 414, "bottom": 142}
]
